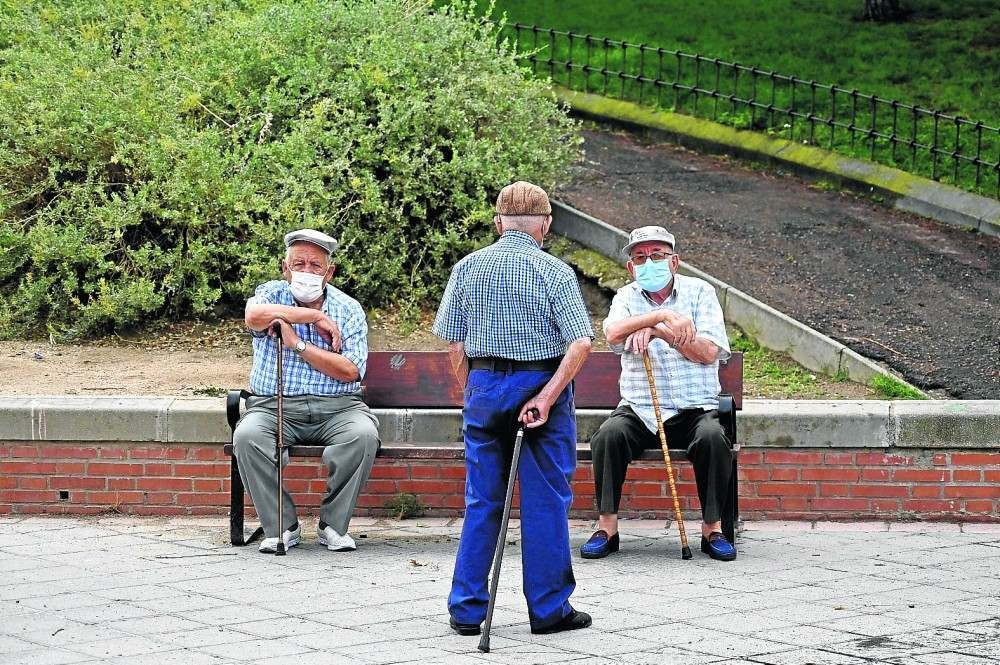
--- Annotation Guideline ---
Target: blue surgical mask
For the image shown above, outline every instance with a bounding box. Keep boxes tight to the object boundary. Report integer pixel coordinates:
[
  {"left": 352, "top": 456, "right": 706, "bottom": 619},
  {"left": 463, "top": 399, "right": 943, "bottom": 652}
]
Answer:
[{"left": 634, "top": 260, "right": 673, "bottom": 293}]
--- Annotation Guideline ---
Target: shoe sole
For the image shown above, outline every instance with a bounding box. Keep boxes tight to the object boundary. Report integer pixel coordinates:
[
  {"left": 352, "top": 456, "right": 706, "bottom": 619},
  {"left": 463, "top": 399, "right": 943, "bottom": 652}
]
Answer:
[
  {"left": 580, "top": 548, "right": 615, "bottom": 559},
  {"left": 531, "top": 615, "right": 592, "bottom": 634},
  {"left": 700, "top": 542, "right": 737, "bottom": 561},
  {"left": 317, "top": 535, "right": 356, "bottom": 552},
  {"left": 259, "top": 536, "right": 301, "bottom": 554}
]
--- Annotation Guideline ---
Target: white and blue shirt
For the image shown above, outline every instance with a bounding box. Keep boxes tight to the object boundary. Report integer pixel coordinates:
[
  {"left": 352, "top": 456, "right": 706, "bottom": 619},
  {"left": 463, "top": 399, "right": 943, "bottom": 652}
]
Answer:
[
  {"left": 433, "top": 231, "right": 594, "bottom": 359},
  {"left": 606, "top": 274, "right": 731, "bottom": 433},
  {"left": 247, "top": 280, "right": 367, "bottom": 396}
]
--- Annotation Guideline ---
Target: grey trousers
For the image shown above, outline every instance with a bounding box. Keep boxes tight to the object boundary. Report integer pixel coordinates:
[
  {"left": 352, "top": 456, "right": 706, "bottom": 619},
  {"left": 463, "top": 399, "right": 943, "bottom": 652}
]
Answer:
[
  {"left": 590, "top": 405, "right": 732, "bottom": 524},
  {"left": 233, "top": 394, "right": 380, "bottom": 537}
]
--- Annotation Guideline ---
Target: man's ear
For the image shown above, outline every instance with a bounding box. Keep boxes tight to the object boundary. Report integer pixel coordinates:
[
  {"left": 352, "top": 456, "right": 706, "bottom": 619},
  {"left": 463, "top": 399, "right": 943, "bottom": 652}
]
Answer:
[
  {"left": 494, "top": 214, "right": 503, "bottom": 235},
  {"left": 325, "top": 264, "right": 337, "bottom": 283},
  {"left": 280, "top": 259, "right": 290, "bottom": 278},
  {"left": 542, "top": 214, "right": 552, "bottom": 237},
  {"left": 625, "top": 260, "right": 636, "bottom": 280}
]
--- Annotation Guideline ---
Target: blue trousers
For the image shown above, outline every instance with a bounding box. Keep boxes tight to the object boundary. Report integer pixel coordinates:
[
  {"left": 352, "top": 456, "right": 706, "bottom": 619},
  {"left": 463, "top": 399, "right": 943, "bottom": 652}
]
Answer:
[{"left": 448, "top": 368, "right": 578, "bottom": 631}]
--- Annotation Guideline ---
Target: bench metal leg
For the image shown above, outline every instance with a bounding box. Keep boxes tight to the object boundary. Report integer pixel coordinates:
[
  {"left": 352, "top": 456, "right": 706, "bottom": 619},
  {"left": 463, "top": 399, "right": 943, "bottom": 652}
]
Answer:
[{"left": 230, "top": 454, "right": 246, "bottom": 545}]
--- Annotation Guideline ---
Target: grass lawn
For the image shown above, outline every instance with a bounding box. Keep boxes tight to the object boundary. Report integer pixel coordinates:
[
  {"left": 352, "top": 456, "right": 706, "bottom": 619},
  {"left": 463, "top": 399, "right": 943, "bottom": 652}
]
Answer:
[{"left": 481, "top": 0, "right": 999, "bottom": 124}]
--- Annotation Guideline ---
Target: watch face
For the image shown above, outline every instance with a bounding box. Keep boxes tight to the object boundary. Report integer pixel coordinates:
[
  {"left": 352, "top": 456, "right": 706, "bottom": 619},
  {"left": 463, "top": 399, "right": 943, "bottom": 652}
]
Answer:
[{"left": 295, "top": 340, "right": 306, "bottom": 352}]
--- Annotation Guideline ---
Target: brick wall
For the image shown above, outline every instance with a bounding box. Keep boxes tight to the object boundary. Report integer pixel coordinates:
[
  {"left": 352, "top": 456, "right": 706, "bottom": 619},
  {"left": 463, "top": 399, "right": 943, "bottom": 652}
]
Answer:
[{"left": 1, "top": 443, "right": 998, "bottom": 521}]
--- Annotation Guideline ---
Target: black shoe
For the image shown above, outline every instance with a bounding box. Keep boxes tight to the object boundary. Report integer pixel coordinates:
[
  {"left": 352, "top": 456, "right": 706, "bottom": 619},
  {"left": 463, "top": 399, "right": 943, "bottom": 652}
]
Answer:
[
  {"left": 531, "top": 610, "right": 592, "bottom": 634},
  {"left": 449, "top": 616, "right": 481, "bottom": 636},
  {"left": 701, "top": 532, "right": 737, "bottom": 561},
  {"left": 580, "top": 530, "right": 620, "bottom": 559}
]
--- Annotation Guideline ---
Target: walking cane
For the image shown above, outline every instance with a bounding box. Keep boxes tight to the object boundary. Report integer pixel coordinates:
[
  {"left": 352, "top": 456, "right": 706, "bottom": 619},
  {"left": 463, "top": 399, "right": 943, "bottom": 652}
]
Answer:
[
  {"left": 478, "top": 422, "right": 529, "bottom": 653},
  {"left": 271, "top": 322, "right": 287, "bottom": 557},
  {"left": 642, "top": 352, "right": 693, "bottom": 560}
]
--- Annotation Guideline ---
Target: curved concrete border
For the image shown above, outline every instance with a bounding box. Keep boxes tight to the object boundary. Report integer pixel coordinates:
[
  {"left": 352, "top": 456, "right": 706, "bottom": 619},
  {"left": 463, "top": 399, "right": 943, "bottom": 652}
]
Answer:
[
  {"left": 1, "top": 397, "right": 997, "bottom": 448},
  {"left": 555, "top": 87, "right": 1000, "bottom": 238},
  {"left": 550, "top": 200, "right": 925, "bottom": 394}
]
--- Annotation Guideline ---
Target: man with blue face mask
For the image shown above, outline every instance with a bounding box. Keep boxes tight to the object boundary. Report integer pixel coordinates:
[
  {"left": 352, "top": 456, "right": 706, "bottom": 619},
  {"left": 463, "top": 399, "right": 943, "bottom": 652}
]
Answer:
[
  {"left": 235, "top": 228, "right": 380, "bottom": 555},
  {"left": 581, "top": 226, "right": 737, "bottom": 562}
]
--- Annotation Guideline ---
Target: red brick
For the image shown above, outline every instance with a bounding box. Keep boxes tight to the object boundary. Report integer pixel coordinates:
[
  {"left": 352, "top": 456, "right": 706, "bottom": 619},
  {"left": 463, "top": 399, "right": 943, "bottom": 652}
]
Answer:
[
  {"left": 953, "top": 470, "right": 982, "bottom": 482},
  {"left": 986, "top": 470, "right": 1000, "bottom": 483},
  {"left": 396, "top": 480, "right": 464, "bottom": 495},
  {"left": 911, "top": 486, "right": 941, "bottom": 498},
  {"left": 49, "top": 476, "right": 106, "bottom": 490},
  {"left": 852, "top": 484, "right": 908, "bottom": 498},
  {"left": 770, "top": 468, "right": 799, "bottom": 481},
  {"left": 284, "top": 479, "right": 311, "bottom": 493},
  {"left": 819, "top": 483, "right": 851, "bottom": 497},
  {"left": 108, "top": 478, "right": 135, "bottom": 490},
  {"left": 903, "top": 499, "right": 959, "bottom": 512},
  {"left": 55, "top": 462, "right": 85, "bottom": 474},
  {"left": 757, "top": 483, "right": 815, "bottom": 496},
  {"left": 11, "top": 446, "right": 39, "bottom": 458},
  {"left": 130, "top": 447, "right": 188, "bottom": 460},
  {"left": 824, "top": 453, "right": 854, "bottom": 464},
  {"left": 142, "top": 506, "right": 188, "bottom": 516},
  {"left": 964, "top": 500, "right": 995, "bottom": 513},
  {"left": 191, "top": 479, "right": 222, "bottom": 493},
  {"left": 802, "top": 468, "right": 860, "bottom": 481},
  {"left": 856, "top": 453, "right": 914, "bottom": 466},
  {"left": 0, "top": 490, "right": 59, "bottom": 502},
  {"left": 739, "top": 451, "right": 763, "bottom": 464},
  {"left": 369, "top": 466, "right": 408, "bottom": 479},
  {"left": 86, "top": 491, "right": 144, "bottom": 504},
  {"left": 628, "top": 467, "right": 672, "bottom": 481},
  {"left": 143, "top": 463, "right": 173, "bottom": 476},
  {"left": 952, "top": 453, "right": 1000, "bottom": 466},
  {"left": 945, "top": 486, "right": 1000, "bottom": 498},
  {"left": 98, "top": 448, "right": 127, "bottom": 459},
  {"left": 18, "top": 477, "right": 48, "bottom": 490},
  {"left": 172, "top": 463, "right": 229, "bottom": 478},
  {"left": 0, "top": 477, "right": 15, "bottom": 489},
  {"left": 441, "top": 466, "right": 466, "bottom": 480},
  {"left": 871, "top": 499, "right": 901, "bottom": 512},
  {"left": 40, "top": 446, "right": 97, "bottom": 459},
  {"left": 739, "top": 468, "right": 769, "bottom": 481},
  {"left": 57, "top": 505, "right": 106, "bottom": 515},
  {"left": 932, "top": 453, "right": 948, "bottom": 466},
  {"left": 177, "top": 493, "right": 227, "bottom": 506},
  {"left": 192, "top": 448, "right": 226, "bottom": 461},
  {"left": 780, "top": 498, "right": 809, "bottom": 511},
  {"left": 410, "top": 467, "right": 440, "bottom": 479},
  {"left": 861, "top": 469, "right": 890, "bottom": 481},
  {"left": 764, "top": 451, "right": 823, "bottom": 465},
  {"left": 629, "top": 497, "right": 674, "bottom": 510},
  {"left": 441, "top": 495, "right": 466, "bottom": 508},
  {"left": 88, "top": 463, "right": 143, "bottom": 475},
  {"left": 810, "top": 498, "right": 871, "bottom": 511},
  {"left": 137, "top": 478, "right": 192, "bottom": 492},
  {"left": 739, "top": 497, "right": 779, "bottom": 510},
  {"left": 0, "top": 461, "right": 57, "bottom": 474},
  {"left": 143, "top": 492, "right": 175, "bottom": 505},
  {"left": 893, "top": 469, "right": 949, "bottom": 482},
  {"left": 631, "top": 482, "right": 665, "bottom": 496}
]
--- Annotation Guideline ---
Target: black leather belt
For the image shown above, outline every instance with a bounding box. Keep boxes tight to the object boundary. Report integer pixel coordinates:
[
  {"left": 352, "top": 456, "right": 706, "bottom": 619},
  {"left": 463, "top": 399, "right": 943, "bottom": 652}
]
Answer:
[{"left": 468, "top": 357, "right": 563, "bottom": 372}]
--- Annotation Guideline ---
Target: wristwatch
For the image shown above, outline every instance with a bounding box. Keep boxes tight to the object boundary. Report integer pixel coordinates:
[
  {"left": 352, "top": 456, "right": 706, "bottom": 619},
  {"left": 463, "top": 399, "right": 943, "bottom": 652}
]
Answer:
[{"left": 293, "top": 339, "right": 308, "bottom": 355}]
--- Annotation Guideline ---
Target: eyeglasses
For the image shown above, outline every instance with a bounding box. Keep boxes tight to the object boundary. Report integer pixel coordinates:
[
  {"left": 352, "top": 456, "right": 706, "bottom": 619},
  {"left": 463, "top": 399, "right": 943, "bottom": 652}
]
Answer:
[{"left": 630, "top": 251, "right": 674, "bottom": 265}]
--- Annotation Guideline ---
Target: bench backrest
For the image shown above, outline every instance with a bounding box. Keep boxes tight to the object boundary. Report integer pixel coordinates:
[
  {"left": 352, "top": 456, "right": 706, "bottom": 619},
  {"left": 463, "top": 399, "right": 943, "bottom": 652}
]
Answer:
[{"left": 363, "top": 351, "right": 743, "bottom": 409}]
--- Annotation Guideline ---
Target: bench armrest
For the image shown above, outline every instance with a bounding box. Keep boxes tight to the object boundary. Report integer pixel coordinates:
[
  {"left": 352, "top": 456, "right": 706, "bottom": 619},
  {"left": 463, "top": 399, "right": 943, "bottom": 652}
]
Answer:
[
  {"left": 227, "top": 390, "right": 251, "bottom": 433},
  {"left": 718, "top": 392, "right": 737, "bottom": 450}
]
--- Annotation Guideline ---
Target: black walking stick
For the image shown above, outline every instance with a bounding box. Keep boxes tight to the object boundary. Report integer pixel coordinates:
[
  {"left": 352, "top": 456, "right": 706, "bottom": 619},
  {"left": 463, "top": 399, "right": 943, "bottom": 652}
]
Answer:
[
  {"left": 272, "top": 322, "right": 287, "bottom": 557},
  {"left": 479, "top": 415, "right": 534, "bottom": 653}
]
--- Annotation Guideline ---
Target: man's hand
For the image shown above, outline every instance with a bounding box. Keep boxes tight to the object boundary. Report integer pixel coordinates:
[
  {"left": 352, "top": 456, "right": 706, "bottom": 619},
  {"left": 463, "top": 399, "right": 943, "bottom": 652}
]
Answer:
[
  {"left": 659, "top": 311, "right": 695, "bottom": 346},
  {"left": 624, "top": 327, "right": 656, "bottom": 355},
  {"left": 518, "top": 399, "right": 550, "bottom": 429},
  {"left": 268, "top": 319, "right": 299, "bottom": 350},
  {"left": 314, "top": 315, "right": 342, "bottom": 352}
]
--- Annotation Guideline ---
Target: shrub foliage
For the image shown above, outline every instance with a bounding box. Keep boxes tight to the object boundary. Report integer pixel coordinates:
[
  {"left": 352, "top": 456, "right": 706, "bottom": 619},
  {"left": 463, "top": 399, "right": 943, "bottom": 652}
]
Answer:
[{"left": 0, "top": 0, "right": 580, "bottom": 338}]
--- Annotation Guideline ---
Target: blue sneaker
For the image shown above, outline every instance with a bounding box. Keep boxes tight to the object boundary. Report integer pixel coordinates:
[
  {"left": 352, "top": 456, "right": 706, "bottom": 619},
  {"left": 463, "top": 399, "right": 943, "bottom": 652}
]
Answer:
[
  {"left": 580, "top": 530, "right": 619, "bottom": 559},
  {"left": 701, "top": 532, "right": 737, "bottom": 561}
]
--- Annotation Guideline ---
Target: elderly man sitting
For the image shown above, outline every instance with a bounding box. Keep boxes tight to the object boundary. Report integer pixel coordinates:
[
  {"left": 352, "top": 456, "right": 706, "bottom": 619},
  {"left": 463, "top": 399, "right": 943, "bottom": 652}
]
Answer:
[{"left": 234, "top": 228, "right": 380, "bottom": 554}]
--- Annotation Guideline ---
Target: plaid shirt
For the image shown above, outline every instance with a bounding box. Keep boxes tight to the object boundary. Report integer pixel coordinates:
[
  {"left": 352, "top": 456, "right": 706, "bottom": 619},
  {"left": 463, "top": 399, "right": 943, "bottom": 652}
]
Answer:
[
  {"left": 247, "top": 280, "right": 367, "bottom": 396},
  {"left": 605, "top": 275, "right": 731, "bottom": 434},
  {"left": 433, "top": 231, "right": 594, "bottom": 359}
]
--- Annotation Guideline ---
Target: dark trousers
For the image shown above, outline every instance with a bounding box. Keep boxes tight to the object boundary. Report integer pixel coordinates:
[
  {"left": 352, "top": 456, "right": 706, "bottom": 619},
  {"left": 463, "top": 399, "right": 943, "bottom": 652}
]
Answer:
[{"left": 591, "top": 405, "right": 732, "bottom": 524}]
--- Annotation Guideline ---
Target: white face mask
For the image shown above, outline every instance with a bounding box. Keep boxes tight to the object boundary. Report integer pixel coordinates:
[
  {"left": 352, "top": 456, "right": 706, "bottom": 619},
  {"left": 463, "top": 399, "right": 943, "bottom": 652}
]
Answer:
[{"left": 288, "top": 271, "right": 325, "bottom": 303}]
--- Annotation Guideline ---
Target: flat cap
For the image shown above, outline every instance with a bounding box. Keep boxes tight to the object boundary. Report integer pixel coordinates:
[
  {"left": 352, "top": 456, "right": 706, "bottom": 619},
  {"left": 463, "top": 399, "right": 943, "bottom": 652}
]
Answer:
[
  {"left": 622, "top": 225, "right": 676, "bottom": 256},
  {"left": 284, "top": 228, "right": 337, "bottom": 255},
  {"left": 495, "top": 181, "right": 552, "bottom": 216}
]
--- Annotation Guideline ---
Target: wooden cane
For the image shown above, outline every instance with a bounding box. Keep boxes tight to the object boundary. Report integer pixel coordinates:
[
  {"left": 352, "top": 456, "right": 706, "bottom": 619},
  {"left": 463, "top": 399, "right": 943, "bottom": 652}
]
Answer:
[
  {"left": 642, "top": 352, "right": 693, "bottom": 559},
  {"left": 272, "top": 322, "right": 287, "bottom": 556}
]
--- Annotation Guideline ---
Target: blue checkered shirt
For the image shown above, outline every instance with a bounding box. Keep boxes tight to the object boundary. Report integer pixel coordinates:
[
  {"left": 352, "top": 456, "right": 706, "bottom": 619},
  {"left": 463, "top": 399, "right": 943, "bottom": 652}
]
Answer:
[
  {"left": 247, "top": 280, "right": 367, "bottom": 396},
  {"left": 606, "top": 275, "right": 731, "bottom": 434},
  {"left": 433, "top": 231, "right": 594, "bottom": 359}
]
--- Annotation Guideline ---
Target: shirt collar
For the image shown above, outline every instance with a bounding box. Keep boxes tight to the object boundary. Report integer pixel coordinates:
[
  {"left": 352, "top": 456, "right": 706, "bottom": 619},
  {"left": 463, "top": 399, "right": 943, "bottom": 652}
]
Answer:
[{"left": 498, "top": 230, "right": 541, "bottom": 250}]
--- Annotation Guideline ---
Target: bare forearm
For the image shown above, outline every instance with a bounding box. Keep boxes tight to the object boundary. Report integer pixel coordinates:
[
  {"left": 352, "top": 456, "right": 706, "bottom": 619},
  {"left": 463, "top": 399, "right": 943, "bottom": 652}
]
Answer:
[
  {"left": 671, "top": 336, "right": 721, "bottom": 364},
  {"left": 298, "top": 344, "right": 361, "bottom": 382},
  {"left": 447, "top": 341, "right": 468, "bottom": 386},
  {"left": 605, "top": 312, "right": 666, "bottom": 346},
  {"left": 245, "top": 304, "right": 321, "bottom": 331},
  {"left": 536, "top": 337, "right": 592, "bottom": 402}
]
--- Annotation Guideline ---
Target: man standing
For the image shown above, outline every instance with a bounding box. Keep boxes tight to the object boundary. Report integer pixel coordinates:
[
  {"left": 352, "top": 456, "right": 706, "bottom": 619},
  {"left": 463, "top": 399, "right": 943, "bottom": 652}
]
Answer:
[
  {"left": 235, "top": 228, "right": 380, "bottom": 554},
  {"left": 581, "top": 226, "right": 737, "bottom": 561},
  {"left": 434, "top": 181, "right": 594, "bottom": 636}
]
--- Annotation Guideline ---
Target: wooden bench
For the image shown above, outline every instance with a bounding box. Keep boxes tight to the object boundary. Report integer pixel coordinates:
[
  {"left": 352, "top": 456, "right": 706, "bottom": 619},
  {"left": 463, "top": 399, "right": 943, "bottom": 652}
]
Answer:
[{"left": 225, "top": 350, "right": 743, "bottom": 545}]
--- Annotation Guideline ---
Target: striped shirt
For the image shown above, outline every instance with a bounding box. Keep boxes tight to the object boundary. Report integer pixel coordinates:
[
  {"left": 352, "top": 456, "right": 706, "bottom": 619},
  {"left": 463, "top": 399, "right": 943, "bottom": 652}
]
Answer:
[
  {"left": 433, "top": 231, "right": 594, "bottom": 359},
  {"left": 605, "top": 274, "right": 731, "bottom": 434},
  {"left": 247, "top": 280, "right": 367, "bottom": 396}
]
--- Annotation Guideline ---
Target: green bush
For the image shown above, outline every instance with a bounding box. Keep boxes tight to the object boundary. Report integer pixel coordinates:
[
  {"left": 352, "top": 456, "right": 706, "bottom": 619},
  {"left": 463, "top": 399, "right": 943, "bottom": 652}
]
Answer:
[{"left": 0, "top": 0, "right": 580, "bottom": 339}]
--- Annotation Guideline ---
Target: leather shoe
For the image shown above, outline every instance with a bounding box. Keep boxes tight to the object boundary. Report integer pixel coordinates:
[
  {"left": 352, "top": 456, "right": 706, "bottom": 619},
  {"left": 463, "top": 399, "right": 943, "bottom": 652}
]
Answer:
[
  {"left": 449, "top": 616, "right": 481, "bottom": 636},
  {"left": 531, "top": 609, "right": 592, "bottom": 634},
  {"left": 701, "top": 532, "right": 737, "bottom": 561},
  {"left": 580, "top": 530, "right": 619, "bottom": 559}
]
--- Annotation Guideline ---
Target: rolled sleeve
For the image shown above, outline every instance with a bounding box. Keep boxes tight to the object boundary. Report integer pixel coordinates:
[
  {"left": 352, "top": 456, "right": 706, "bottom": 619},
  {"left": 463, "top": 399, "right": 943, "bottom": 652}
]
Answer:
[
  {"left": 339, "top": 309, "right": 368, "bottom": 380},
  {"left": 602, "top": 288, "right": 632, "bottom": 354}
]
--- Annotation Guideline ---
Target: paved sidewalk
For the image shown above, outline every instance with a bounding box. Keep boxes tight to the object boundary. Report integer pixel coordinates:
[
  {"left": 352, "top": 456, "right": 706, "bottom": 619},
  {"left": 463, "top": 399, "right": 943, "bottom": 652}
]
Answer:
[{"left": 1, "top": 517, "right": 998, "bottom": 665}]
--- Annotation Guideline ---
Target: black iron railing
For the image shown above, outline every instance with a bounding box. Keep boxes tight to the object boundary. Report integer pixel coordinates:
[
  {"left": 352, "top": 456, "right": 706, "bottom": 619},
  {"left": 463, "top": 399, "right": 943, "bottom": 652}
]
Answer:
[{"left": 502, "top": 24, "right": 1000, "bottom": 200}]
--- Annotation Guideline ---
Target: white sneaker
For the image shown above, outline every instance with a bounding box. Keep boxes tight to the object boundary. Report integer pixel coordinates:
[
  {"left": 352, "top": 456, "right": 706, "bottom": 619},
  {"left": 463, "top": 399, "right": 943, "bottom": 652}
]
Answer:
[
  {"left": 318, "top": 525, "right": 356, "bottom": 552},
  {"left": 258, "top": 524, "right": 301, "bottom": 553}
]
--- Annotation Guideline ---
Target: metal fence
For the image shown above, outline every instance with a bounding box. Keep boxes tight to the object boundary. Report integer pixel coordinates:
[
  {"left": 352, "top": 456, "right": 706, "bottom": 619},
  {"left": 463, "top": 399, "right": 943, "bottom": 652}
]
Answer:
[{"left": 503, "top": 23, "right": 1000, "bottom": 200}]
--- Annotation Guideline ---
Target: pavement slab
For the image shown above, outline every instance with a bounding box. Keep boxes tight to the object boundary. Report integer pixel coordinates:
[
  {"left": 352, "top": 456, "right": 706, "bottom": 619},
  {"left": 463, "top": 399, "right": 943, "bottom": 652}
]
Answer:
[{"left": 1, "top": 517, "right": 999, "bottom": 664}]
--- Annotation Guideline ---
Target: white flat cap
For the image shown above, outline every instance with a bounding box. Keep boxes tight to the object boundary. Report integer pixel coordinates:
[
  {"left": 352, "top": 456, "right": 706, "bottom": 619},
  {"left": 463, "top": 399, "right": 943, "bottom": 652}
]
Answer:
[
  {"left": 284, "top": 228, "right": 338, "bottom": 255},
  {"left": 621, "top": 225, "right": 676, "bottom": 256}
]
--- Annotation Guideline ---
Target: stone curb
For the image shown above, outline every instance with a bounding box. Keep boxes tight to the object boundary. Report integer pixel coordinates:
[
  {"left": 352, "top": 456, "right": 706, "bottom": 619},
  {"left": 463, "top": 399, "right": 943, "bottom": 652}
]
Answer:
[
  {"left": 556, "top": 87, "right": 1000, "bottom": 237},
  {"left": 1, "top": 397, "right": 998, "bottom": 449},
  {"left": 550, "top": 200, "right": 921, "bottom": 393}
]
